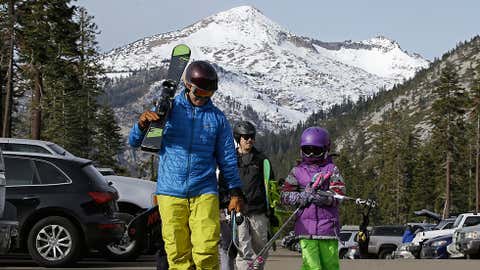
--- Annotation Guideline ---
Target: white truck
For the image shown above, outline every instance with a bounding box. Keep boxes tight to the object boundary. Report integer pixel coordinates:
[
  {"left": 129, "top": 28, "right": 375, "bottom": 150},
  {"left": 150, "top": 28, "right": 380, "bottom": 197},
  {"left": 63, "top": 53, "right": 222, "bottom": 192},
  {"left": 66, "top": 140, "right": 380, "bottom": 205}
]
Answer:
[{"left": 409, "top": 213, "right": 480, "bottom": 258}]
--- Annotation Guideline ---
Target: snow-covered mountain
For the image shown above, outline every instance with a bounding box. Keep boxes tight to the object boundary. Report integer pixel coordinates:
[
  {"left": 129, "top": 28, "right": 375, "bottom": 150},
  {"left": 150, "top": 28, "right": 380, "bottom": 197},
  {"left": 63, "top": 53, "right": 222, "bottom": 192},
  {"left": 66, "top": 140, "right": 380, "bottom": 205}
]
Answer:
[{"left": 101, "top": 5, "right": 429, "bottom": 133}]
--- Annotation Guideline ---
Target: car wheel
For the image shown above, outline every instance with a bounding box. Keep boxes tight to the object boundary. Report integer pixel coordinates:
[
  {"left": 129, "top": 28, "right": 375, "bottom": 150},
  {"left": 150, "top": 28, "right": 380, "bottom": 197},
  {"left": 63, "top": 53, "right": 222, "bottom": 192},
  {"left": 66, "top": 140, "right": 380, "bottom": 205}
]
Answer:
[
  {"left": 378, "top": 248, "right": 395, "bottom": 259},
  {"left": 339, "top": 249, "right": 347, "bottom": 259},
  {"left": 27, "top": 216, "right": 83, "bottom": 267},
  {"left": 100, "top": 212, "right": 144, "bottom": 261}
]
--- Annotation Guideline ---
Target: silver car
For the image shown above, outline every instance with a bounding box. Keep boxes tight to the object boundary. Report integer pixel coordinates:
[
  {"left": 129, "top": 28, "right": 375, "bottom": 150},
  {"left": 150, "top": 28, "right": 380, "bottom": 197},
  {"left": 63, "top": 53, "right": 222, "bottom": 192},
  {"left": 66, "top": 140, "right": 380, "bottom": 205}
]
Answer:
[{"left": 338, "top": 226, "right": 359, "bottom": 258}]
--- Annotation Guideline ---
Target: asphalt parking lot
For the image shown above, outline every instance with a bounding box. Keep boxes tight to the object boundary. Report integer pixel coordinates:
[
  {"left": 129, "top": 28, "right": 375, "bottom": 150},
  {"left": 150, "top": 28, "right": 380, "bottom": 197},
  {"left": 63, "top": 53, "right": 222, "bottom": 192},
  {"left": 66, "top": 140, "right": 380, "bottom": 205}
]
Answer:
[{"left": 1, "top": 248, "right": 480, "bottom": 270}]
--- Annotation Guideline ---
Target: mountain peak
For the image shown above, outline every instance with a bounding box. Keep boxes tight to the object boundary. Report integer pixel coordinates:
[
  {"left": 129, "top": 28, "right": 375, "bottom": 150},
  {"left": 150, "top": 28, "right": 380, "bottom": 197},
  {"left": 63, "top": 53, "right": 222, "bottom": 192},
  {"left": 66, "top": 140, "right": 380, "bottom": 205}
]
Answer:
[
  {"left": 217, "top": 5, "right": 264, "bottom": 18},
  {"left": 201, "top": 5, "right": 285, "bottom": 37},
  {"left": 360, "top": 35, "right": 400, "bottom": 51}
]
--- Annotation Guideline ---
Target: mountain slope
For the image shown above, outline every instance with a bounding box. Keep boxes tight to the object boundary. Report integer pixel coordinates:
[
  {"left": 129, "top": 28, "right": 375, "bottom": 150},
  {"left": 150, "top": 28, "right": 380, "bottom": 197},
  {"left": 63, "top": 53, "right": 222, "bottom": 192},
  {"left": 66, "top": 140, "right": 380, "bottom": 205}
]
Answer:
[{"left": 101, "top": 5, "right": 429, "bottom": 133}]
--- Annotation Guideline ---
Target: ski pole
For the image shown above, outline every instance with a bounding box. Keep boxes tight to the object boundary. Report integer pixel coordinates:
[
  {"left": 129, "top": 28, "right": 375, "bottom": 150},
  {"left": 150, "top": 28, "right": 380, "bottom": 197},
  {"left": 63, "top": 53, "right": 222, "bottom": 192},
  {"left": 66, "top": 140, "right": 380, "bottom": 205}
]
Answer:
[
  {"left": 249, "top": 206, "right": 302, "bottom": 270},
  {"left": 315, "top": 190, "right": 377, "bottom": 208}
]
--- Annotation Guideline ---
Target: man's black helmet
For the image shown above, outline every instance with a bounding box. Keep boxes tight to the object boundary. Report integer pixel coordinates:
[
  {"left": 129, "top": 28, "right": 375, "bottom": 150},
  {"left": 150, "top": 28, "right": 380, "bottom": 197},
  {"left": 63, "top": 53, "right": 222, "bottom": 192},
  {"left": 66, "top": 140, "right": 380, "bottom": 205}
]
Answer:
[
  {"left": 233, "top": 121, "right": 256, "bottom": 142},
  {"left": 183, "top": 60, "right": 218, "bottom": 92}
]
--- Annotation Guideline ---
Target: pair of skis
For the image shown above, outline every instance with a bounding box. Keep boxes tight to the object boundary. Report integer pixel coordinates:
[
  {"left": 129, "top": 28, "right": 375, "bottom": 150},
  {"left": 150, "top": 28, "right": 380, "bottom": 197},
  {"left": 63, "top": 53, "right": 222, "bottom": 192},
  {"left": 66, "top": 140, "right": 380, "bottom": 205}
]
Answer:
[{"left": 141, "top": 44, "right": 191, "bottom": 152}]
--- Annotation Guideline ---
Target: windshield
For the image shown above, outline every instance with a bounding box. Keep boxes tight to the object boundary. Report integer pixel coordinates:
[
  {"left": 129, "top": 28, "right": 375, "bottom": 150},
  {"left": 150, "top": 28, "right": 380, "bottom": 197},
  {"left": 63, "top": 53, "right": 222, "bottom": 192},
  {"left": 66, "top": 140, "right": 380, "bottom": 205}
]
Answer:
[
  {"left": 452, "top": 215, "right": 464, "bottom": 228},
  {"left": 339, "top": 232, "right": 352, "bottom": 241}
]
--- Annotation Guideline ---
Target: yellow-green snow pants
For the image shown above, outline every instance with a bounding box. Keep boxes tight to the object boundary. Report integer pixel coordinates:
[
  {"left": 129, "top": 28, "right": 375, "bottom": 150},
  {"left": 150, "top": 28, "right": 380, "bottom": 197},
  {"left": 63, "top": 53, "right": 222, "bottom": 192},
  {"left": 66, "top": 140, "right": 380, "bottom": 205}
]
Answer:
[{"left": 157, "top": 194, "right": 220, "bottom": 270}]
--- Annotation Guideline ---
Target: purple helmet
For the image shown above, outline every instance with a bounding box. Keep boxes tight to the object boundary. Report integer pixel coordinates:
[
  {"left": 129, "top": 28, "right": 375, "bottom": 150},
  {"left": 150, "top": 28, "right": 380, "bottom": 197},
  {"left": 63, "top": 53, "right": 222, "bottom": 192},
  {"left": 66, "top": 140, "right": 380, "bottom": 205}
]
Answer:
[
  {"left": 300, "top": 127, "right": 330, "bottom": 149},
  {"left": 300, "top": 127, "right": 330, "bottom": 162}
]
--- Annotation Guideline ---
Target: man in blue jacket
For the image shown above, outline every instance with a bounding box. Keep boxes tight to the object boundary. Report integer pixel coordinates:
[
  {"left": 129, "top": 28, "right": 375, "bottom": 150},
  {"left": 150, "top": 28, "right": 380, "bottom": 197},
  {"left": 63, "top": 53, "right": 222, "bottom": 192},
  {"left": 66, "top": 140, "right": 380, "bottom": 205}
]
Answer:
[{"left": 129, "top": 60, "right": 244, "bottom": 270}]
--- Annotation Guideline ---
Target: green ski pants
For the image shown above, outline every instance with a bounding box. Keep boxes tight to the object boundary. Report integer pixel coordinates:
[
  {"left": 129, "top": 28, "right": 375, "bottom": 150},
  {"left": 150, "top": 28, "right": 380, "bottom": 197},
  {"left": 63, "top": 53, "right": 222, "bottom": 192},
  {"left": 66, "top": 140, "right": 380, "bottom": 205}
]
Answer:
[{"left": 300, "top": 238, "right": 339, "bottom": 270}]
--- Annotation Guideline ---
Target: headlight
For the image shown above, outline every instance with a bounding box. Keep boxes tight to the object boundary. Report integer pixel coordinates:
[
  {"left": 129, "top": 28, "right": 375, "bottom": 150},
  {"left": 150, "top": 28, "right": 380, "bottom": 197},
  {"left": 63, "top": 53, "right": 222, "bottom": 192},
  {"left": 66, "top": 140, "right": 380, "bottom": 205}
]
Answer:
[
  {"left": 465, "top": 231, "right": 480, "bottom": 239},
  {"left": 431, "top": 240, "right": 448, "bottom": 247}
]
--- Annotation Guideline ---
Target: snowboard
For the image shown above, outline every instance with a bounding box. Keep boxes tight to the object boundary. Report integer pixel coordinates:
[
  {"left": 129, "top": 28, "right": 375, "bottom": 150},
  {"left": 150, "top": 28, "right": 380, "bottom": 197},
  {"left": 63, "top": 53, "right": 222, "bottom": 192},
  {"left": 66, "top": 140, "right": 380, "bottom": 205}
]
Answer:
[{"left": 141, "top": 44, "right": 191, "bottom": 152}]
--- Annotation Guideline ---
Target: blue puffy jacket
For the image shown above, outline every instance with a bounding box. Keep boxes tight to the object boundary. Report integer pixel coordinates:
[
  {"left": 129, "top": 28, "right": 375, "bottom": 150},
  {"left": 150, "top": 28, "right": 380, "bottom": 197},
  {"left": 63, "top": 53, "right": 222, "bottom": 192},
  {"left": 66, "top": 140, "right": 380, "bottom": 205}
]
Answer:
[{"left": 129, "top": 91, "right": 242, "bottom": 198}]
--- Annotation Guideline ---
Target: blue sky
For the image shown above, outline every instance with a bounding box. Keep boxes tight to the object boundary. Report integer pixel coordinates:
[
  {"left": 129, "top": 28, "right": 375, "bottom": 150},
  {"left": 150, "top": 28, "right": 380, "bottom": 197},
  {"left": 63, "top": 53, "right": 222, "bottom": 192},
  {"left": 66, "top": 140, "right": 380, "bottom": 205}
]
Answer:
[{"left": 78, "top": 0, "right": 480, "bottom": 60}]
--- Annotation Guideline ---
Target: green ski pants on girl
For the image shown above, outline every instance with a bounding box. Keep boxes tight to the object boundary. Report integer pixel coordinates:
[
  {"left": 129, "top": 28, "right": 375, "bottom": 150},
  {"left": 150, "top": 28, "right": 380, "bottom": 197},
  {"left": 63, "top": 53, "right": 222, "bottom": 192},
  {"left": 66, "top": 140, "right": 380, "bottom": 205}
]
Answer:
[{"left": 300, "top": 239, "right": 339, "bottom": 270}]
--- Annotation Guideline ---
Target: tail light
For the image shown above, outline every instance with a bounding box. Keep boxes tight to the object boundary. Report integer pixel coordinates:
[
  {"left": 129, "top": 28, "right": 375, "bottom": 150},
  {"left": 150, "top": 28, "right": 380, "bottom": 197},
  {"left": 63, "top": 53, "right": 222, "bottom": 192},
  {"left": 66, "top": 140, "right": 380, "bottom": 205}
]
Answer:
[
  {"left": 88, "top": 191, "right": 115, "bottom": 204},
  {"left": 151, "top": 193, "right": 158, "bottom": 206}
]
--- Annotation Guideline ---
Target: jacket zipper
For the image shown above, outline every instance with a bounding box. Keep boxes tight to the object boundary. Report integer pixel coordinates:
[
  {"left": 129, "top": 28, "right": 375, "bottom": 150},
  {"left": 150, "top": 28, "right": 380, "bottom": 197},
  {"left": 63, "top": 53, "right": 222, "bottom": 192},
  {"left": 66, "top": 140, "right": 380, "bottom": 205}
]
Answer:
[{"left": 186, "top": 107, "right": 196, "bottom": 197}]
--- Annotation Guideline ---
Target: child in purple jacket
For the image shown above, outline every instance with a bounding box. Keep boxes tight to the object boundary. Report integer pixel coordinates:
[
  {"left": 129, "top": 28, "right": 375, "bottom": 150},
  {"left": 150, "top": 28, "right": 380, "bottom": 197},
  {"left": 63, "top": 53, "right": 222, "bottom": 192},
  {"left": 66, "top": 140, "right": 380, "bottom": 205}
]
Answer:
[{"left": 281, "top": 127, "right": 346, "bottom": 270}]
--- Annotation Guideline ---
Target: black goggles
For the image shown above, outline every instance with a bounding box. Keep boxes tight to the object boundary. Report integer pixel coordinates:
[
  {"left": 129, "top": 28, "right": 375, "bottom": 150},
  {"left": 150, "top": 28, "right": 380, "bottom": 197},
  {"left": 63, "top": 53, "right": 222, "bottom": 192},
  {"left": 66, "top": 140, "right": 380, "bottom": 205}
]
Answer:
[
  {"left": 240, "top": 134, "right": 255, "bottom": 141},
  {"left": 301, "top": 146, "right": 326, "bottom": 157}
]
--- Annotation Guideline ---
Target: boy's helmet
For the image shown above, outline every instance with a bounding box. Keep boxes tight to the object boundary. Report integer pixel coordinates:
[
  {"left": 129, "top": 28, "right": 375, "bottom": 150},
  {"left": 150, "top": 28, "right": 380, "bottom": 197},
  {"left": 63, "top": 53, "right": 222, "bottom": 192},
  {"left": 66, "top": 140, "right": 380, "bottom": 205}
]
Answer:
[
  {"left": 300, "top": 127, "right": 330, "bottom": 150},
  {"left": 183, "top": 61, "right": 218, "bottom": 92},
  {"left": 233, "top": 121, "right": 256, "bottom": 143}
]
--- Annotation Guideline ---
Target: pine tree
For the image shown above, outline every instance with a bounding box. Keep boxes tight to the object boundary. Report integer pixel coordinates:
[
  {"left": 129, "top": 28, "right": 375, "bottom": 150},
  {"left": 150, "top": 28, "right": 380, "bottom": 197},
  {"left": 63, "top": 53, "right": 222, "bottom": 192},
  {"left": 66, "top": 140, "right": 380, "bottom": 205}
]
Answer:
[
  {"left": 16, "top": 0, "right": 79, "bottom": 139},
  {"left": 430, "top": 62, "right": 468, "bottom": 217},
  {"left": 93, "top": 104, "right": 123, "bottom": 169},
  {"left": 468, "top": 64, "right": 480, "bottom": 212}
]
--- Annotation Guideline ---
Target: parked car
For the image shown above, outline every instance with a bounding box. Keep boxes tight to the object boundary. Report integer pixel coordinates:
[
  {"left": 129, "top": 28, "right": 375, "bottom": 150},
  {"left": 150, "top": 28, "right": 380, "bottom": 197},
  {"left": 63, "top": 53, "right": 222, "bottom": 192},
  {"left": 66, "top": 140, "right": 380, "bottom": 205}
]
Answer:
[
  {"left": 101, "top": 174, "right": 157, "bottom": 260},
  {"left": 338, "top": 225, "right": 359, "bottom": 258},
  {"left": 0, "top": 138, "right": 74, "bottom": 157},
  {"left": 455, "top": 224, "right": 480, "bottom": 259},
  {"left": 393, "top": 223, "right": 436, "bottom": 259},
  {"left": 368, "top": 225, "right": 405, "bottom": 259},
  {"left": 410, "top": 213, "right": 480, "bottom": 258},
  {"left": 0, "top": 147, "right": 18, "bottom": 254},
  {"left": 0, "top": 139, "right": 157, "bottom": 261},
  {"left": 420, "top": 234, "right": 452, "bottom": 259},
  {"left": 3, "top": 152, "right": 124, "bottom": 267}
]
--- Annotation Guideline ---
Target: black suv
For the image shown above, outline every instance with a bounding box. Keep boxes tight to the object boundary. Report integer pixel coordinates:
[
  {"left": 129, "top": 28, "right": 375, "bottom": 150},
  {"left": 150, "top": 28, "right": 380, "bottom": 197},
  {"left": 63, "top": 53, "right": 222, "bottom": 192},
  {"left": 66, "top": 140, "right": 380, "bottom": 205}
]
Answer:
[{"left": 3, "top": 152, "right": 124, "bottom": 267}]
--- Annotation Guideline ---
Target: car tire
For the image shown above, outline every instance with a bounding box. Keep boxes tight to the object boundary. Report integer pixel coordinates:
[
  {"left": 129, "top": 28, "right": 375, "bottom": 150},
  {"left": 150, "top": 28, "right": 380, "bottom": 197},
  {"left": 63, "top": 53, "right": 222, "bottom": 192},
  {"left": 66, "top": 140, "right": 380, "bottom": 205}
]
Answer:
[
  {"left": 100, "top": 212, "right": 144, "bottom": 261},
  {"left": 27, "top": 216, "right": 83, "bottom": 267},
  {"left": 339, "top": 248, "right": 347, "bottom": 259},
  {"left": 378, "top": 247, "right": 395, "bottom": 259}
]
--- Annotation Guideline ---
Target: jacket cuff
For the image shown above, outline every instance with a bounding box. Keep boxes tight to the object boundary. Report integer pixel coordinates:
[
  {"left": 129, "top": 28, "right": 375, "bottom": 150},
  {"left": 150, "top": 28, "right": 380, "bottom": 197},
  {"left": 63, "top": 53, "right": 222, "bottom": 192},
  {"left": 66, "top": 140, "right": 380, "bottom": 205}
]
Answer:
[{"left": 229, "top": 188, "right": 245, "bottom": 199}]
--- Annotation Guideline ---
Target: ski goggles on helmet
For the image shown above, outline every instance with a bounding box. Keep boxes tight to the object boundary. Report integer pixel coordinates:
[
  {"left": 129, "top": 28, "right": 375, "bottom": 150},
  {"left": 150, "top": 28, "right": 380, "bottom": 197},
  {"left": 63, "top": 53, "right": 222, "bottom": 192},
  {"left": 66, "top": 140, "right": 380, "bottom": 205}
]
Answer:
[
  {"left": 240, "top": 134, "right": 255, "bottom": 141},
  {"left": 185, "top": 81, "right": 215, "bottom": 99},
  {"left": 301, "top": 145, "right": 326, "bottom": 157}
]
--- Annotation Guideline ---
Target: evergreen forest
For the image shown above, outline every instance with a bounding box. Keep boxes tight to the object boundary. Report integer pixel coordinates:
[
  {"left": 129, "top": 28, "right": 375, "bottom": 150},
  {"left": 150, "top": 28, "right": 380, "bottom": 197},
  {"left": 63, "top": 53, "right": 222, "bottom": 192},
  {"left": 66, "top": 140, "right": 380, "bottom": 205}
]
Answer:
[{"left": 0, "top": 0, "right": 123, "bottom": 171}]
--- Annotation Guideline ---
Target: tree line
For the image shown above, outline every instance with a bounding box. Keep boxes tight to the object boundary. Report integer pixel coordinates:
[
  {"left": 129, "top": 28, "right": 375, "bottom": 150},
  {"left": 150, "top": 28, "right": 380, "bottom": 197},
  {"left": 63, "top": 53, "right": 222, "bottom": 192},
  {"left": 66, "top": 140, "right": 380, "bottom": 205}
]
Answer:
[
  {"left": 258, "top": 36, "right": 480, "bottom": 225},
  {"left": 0, "top": 0, "right": 123, "bottom": 170}
]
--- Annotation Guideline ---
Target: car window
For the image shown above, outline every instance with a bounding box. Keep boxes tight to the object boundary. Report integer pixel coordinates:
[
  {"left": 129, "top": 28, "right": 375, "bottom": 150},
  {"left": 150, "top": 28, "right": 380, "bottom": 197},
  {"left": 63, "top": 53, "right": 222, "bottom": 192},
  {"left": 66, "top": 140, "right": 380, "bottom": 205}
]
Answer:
[
  {"left": 4, "top": 157, "right": 40, "bottom": 186},
  {"left": 339, "top": 232, "right": 352, "bottom": 241},
  {"left": 372, "top": 226, "right": 404, "bottom": 236},
  {"left": 453, "top": 215, "right": 464, "bottom": 228},
  {"left": 464, "top": 216, "right": 480, "bottom": 227},
  {"left": 35, "top": 160, "right": 70, "bottom": 184},
  {"left": 442, "top": 222, "right": 454, "bottom": 229},
  {"left": 1, "top": 143, "right": 51, "bottom": 154}
]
